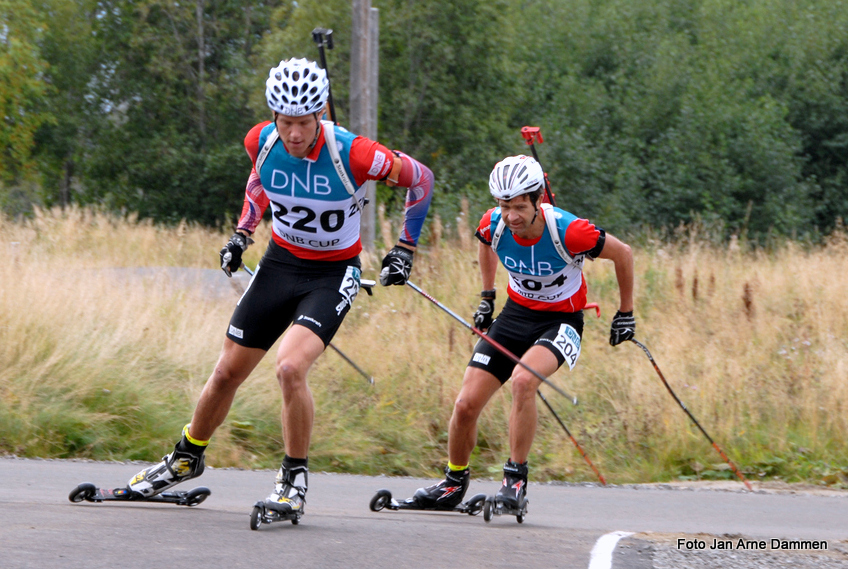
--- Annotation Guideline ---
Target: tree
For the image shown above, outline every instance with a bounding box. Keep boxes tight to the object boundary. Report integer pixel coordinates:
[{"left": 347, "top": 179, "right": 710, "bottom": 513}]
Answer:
[{"left": 0, "top": 0, "right": 53, "bottom": 214}]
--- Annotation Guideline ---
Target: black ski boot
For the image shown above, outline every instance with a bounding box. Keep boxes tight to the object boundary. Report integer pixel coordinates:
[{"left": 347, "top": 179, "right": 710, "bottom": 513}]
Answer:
[
  {"left": 496, "top": 460, "right": 528, "bottom": 509},
  {"left": 411, "top": 466, "right": 470, "bottom": 510},
  {"left": 483, "top": 460, "right": 530, "bottom": 523}
]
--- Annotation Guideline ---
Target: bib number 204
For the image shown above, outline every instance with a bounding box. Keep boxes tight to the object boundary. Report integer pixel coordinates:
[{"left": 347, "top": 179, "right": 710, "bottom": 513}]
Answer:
[{"left": 552, "top": 324, "right": 581, "bottom": 370}]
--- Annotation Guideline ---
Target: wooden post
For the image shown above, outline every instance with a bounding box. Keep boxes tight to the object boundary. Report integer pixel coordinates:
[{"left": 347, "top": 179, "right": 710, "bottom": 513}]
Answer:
[{"left": 350, "top": 0, "right": 379, "bottom": 252}]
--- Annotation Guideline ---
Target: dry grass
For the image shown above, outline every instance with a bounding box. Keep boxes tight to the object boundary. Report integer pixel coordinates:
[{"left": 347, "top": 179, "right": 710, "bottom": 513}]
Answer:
[{"left": 1, "top": 207, "right": 847, "bottom": 486}]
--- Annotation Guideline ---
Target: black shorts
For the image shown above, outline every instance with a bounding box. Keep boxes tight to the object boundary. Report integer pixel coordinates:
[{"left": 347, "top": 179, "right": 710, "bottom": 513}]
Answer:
[
  {"left": 467, "top": 299, "right": 584, "bottom": 384},
  {"left": 226, "top": 240, "right": 362, "bottom": 351}
]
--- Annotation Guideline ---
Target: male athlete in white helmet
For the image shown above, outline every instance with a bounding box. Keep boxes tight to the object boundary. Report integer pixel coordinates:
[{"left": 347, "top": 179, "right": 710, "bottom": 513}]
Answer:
[
  {"left": 126, "top": 58, "right": 434, "bottom": 522},
  {"left": 412, "top": 154, "right": 634, "bottom": 512}
]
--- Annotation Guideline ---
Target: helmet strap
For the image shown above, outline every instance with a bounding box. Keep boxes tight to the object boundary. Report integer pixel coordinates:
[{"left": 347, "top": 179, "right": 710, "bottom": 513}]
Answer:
[{"left": 308, "top": 112, "right": 321, "bottom": 151}]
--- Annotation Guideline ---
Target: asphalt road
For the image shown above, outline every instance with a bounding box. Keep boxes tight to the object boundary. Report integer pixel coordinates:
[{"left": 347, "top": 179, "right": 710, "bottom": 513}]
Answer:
[{"left": 1, "top": 457, "right": 847, "bottom": 569}]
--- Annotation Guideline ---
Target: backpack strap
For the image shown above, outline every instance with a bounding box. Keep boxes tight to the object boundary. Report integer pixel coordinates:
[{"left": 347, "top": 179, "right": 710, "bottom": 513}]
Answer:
[
  {"left": 491, "top": 204, "right": 577, "bottom": 266},
  {"left": 490, "top": 215, "right": 507, "bottom": 253},
  {"left": 322, "top": 120, "right": 363, "bottom": 214},
  {"left": 254, "top": 128, "right": 278, "bottom": 174},
  {"left": 254, "top": 121, "right": 363, "bottom": 215},
  {"left": 541, "top": 203, "right": 575, "bottom": 264}
]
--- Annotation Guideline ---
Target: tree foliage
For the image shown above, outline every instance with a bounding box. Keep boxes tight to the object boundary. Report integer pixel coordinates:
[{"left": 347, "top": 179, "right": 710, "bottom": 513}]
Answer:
[
  {"left": 0, "top": 0, "right": 52, "bottom": 211},
  {"left": 0, "top": 0, "right": 846, "bottom": 240}
]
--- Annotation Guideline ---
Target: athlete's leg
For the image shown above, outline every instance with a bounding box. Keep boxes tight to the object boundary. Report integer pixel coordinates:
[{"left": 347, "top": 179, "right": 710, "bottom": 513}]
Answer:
[
  {"left": 274, "top": 324, "right": 326, "bottom": 459},
  {"left": 448, "top": 366, "right": 503, "bottom": 466},
  {"left": 189, "top": 338, "right": 267, "bottom": 440},
  {"left": 507, "top": 345, "right": 560, "bottom": 463}
]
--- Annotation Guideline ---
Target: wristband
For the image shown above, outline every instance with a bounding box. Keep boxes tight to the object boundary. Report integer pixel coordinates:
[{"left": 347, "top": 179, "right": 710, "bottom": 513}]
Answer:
[{"left": 481, "top": 289, "right": 496, "bottom": 299}]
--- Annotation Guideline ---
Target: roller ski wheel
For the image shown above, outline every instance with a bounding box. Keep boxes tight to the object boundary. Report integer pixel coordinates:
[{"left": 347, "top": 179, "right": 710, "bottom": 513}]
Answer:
[
  {"left": 68, "top": 482, "right": 210, "bottom": 507},
  {"left": 248, "top": 500, "right": 302, "bottom": 530},
  {"left": 482, "top": 495, "right": 528, "bottom": 524},
  {"left": 368, "top": 489, "right": 487, "bottom": 516}
]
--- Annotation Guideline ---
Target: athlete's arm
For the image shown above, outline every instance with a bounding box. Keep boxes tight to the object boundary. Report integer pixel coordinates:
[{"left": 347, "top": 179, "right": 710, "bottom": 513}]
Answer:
[
  {"left": 236, "top": 169, "right": 270, "bottom": 236},
  {"left": 388, "top": 152, "right": 434, "bottom": 250},
  {"left": 597, "top": 234, "right": 634, "bottom": 313},
  {"left": 237, "top": 122, "right": 273, "bottom": 236},
  {"left": 348, "top": 137, "right": 434, "bottom": 250}
]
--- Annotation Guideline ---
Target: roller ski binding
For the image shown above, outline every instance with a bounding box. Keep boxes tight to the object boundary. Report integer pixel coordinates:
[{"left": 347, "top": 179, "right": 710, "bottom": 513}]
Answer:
[
  {"left": 369, "top": 467, "right": 487, "bottom": 516},
  {"left": 250, "top": 463, "right": 307, "bottom": 530},
  {"left": 483, "top": 461, "right": 529, "bottom": 524},
  {"left": 69, "top": 443, "right": 209, "bottom": 507}
]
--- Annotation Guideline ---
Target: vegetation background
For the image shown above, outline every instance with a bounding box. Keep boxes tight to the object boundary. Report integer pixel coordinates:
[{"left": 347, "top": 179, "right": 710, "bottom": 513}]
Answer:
[
  {"left": 1, "top": 209, "right": 847, "bottom": 486},
  {"left": 1, "top": 0, "right": 847, "bottom": 485},
  {"left": 2, "top": 0, "right": 846, "bottom": 240}
]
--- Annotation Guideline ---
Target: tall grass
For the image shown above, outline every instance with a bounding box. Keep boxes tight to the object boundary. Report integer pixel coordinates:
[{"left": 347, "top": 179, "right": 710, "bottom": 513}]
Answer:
[{"left": 2, "top": 207, "right": 847, "bottom": 485}]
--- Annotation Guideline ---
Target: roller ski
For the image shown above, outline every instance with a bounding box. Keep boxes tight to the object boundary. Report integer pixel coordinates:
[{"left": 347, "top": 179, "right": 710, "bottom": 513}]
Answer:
[
  {"left": 483, "top": 460, "right": 529, "bottom": 524},
  {"left": 68, "top": 483, "right": 210, "bottom": 506},
  {"left": 70, "top": 436, "right": 209, "bottom": 507},
  {"left": 369, "top": 466, "right": 487, "bottom": 516},
  {"left": 250, "top": 462, "right": 307, "bottom": 530}
]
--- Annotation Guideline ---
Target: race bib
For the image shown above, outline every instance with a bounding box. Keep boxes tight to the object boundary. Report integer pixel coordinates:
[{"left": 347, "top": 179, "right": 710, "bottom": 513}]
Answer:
[
  {"left": 335, "top": 266, "right": 361, "bottom": 315},
  {"left": 550, "top": 323, "right": 582, "bottom": 370}
]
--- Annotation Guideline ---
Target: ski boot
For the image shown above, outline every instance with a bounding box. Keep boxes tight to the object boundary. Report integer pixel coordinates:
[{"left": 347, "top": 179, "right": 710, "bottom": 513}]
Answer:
[
  {"left": 369, "top": 466, "right": 487, "bottom": 516},
  {"left": 250, "top": 462, "right": 307, "bottom": 530},
  {"left": 483, "top": 460, "right": 529, "bottom": 523},
  {"left": 127, "top": 440, "right": 205, "bottom": 499}
]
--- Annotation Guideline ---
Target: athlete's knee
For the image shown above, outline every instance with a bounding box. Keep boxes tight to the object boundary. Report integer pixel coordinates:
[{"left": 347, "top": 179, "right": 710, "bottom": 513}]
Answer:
[
  {"left": 211, "top": 358, "right": 249, "bottom": 388},
  {"left": 276, "top": 360, "right": 308, "bottom": 390},
  {"left": 510, "top": 372, "right": 538, "bottom": 402},
  {"left": 452, "top": 396, "right": 483, "bottom": 427}
]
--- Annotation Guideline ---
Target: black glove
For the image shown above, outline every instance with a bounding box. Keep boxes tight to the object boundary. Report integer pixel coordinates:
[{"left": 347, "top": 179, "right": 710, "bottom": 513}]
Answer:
[
  {"left": 609, "top": 310, "right": 635, "bottom": 346},
  {"left": 473, "top": 289, "right": 496, "bottom": 331},
  {"left": 220, "top": 232, "right": 249, "bottom": 277},
  {"left": 379, "top": 245, "right": 414, "bottom": 286}
]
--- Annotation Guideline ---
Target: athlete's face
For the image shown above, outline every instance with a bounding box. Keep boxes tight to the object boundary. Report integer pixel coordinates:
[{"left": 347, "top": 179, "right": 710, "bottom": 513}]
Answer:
[
  {"left": 275, "top": 113, "right": 320, "bottom": 158},
  {"left": 497, "top": 194, "right": 543, "bottom": 238}
]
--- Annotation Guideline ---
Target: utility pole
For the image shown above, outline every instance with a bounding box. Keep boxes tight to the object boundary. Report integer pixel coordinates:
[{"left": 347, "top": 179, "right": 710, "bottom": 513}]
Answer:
[{"left": 350, "top": 0, "right": 379, "bottom": 251}]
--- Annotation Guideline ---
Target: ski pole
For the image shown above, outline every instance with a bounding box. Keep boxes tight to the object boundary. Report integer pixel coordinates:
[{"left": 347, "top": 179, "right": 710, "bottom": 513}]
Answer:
[
  {"left": 406, "top": 281, "right": 609, "bottom": 481},
  {"left": 536, "top": 390, "right": 606, "bottom": 485},
  {"left": 520, "top": 126, "right": 556, "bottom": 206},
  {"left": 537, "top": 300, "right": 606, "bottom": 485},
  {"left": 629, "top": 338, "right": 753, "bottom": 491},
  {"left": 311, "top": 28, "right": 338, "bottom": 125},
  {"left": 240, "top": 264, "right": 375, "bottom": 385},
  {"left": 405, "top": 281, "right": 578, "bottom": 405},
  {"left": 327, "top": 343, "right": 374, "bottom": 385}
]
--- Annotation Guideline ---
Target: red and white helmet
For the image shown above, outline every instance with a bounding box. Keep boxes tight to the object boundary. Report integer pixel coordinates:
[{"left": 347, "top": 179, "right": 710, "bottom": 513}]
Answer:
[
  {"left": 265, "top": 58, "right": 329, "bottom": 116},
  {"left": 488, "top": 155, "right": 545, "bottom": 200}
]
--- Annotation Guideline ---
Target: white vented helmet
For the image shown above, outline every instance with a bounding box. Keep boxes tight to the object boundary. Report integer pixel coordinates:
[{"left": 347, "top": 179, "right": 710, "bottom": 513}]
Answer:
[
  {"left": 488, "top": 155, "right": 545, "bottom": 200},
  {"left": 265, "top": 58, "right": 329, "bottom": 116}
]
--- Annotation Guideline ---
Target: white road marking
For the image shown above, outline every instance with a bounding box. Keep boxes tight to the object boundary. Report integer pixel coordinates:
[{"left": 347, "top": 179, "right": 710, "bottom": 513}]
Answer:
[{"left": 588, "top": 531, "right": 634, "bottom": 569}]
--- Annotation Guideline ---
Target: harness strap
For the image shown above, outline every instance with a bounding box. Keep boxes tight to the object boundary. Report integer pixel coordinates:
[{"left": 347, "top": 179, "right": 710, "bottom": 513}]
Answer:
[
  {"left": 255, "top": 128, "right": 278, "bottom": 174},
  {"left": 491, "top": 203, "right": 576, "bottom": 265},
  {"left": 254, "top": 121, "right": 363, "bottom": 215},
  {"left": 322, "top": 120, "right": 363, "bottom": 214},
  {"left": 540, "top": 203, "right": 574, "bottom": 264}
]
